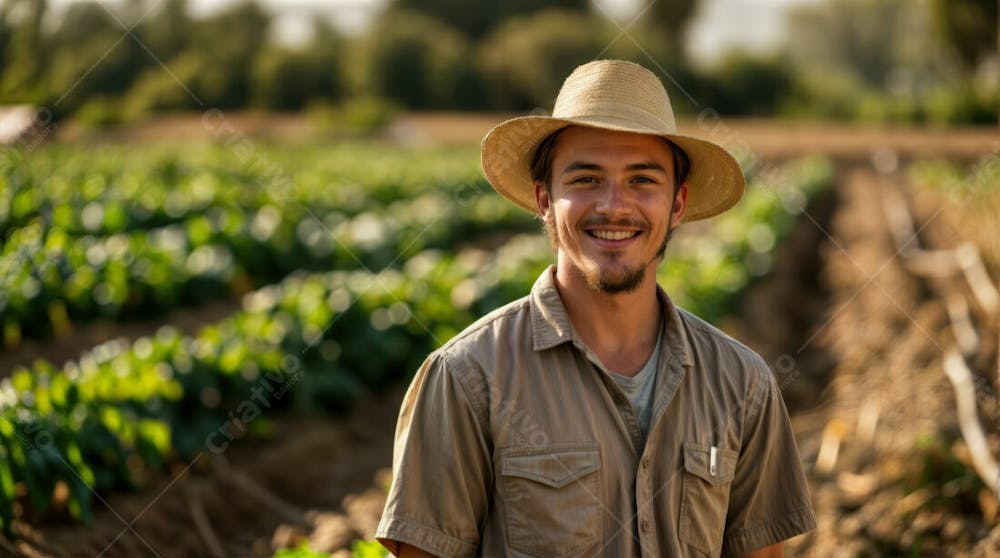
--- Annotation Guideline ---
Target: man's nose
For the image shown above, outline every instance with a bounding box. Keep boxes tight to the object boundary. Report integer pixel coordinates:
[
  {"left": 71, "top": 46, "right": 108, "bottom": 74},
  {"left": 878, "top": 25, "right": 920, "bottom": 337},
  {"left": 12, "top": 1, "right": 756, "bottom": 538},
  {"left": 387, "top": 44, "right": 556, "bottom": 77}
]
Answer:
[{"left": 596, "top": 180, "right": 630, "bottom": 214}]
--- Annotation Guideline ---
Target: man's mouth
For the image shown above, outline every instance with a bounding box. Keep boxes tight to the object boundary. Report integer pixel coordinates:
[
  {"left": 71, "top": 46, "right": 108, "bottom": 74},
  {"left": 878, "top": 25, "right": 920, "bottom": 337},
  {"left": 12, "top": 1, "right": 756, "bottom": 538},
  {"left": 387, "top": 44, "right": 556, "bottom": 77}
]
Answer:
[{"left": 586, "top": 229, "right": 642, "bottom": 241}]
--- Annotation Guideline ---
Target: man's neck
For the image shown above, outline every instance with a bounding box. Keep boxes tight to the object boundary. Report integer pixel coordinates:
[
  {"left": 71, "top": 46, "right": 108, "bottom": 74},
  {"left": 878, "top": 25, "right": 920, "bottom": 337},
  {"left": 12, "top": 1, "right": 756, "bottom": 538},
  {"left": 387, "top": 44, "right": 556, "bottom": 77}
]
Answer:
[{"left": 553, "top": 259, "right": 662, "bottom": 378}]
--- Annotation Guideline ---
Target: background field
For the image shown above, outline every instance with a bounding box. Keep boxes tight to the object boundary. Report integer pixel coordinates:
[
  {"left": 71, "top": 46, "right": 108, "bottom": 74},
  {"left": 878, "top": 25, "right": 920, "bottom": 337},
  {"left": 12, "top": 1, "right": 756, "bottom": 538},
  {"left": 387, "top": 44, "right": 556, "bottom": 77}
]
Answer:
[{"left": 1, "top": 0, "right": 999, "bottom": 556}]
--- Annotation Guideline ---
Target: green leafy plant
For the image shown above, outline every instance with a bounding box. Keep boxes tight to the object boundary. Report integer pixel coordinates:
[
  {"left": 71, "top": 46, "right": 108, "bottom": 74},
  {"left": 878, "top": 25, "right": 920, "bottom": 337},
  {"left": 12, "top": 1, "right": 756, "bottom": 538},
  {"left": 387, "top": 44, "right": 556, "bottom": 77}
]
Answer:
[
  {"left": 274, "top": 543, "right": 330, "bottom": 558},
  {"left": 351, "top": 539, "right": 389, "bottom": 558},
  {"left": 0, "top": 149, "right": 832, "bottom": 535},
  {"left": 0, "top": 143, "right": 535, "bottom": 344}
]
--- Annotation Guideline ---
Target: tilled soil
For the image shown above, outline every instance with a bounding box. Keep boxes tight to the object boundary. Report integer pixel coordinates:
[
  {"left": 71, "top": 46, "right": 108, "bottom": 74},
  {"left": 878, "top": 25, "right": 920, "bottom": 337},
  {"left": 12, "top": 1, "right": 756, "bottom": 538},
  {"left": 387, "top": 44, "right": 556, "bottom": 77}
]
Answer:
[{"left": 774, "top": 167, "right": 1000, "bottom": 557}]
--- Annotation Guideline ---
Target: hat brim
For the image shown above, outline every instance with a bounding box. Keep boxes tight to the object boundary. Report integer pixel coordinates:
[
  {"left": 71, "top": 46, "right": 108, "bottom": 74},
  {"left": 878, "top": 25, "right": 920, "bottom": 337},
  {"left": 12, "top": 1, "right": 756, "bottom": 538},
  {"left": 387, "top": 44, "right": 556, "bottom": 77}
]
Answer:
[{"left": 481, "top": 115, "right": 745, "bottom": 222}]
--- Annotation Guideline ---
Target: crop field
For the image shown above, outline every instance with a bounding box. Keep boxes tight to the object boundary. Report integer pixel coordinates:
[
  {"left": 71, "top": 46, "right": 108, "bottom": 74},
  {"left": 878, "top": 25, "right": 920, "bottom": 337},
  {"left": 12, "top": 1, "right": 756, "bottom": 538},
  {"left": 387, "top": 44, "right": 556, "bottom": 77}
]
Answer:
[{"left": 0, "top": 122, "right": 998, "bottom": 557}]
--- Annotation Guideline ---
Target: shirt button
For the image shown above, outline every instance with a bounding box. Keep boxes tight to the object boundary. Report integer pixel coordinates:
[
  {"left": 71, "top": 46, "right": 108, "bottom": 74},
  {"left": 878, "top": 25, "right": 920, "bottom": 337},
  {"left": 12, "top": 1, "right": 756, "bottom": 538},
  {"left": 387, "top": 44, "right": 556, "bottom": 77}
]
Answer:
[
  {"left": 641, "top": 458, "right": 649, "bottom": 470},
  {"left": 640, "top": 519, "right": 650, "bottom": 532}
]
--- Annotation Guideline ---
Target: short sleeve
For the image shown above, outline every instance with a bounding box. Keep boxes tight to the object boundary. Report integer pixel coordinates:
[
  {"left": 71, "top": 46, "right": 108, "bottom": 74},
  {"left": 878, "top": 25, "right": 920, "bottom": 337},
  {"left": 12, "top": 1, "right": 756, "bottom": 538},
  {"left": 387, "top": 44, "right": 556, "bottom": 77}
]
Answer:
[
  {"left": 376, "top": 352, "right": 492, "bottom": 558},
  {"left": 721, "top": 357, "right": 816, "bottom": 556}
]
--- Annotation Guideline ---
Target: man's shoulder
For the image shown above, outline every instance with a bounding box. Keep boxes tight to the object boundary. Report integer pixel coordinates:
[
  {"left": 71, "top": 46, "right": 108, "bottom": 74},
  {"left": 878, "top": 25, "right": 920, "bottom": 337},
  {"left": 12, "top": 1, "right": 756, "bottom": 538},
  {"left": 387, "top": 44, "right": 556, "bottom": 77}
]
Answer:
[{"left": 433, "top": 294, "right": 533, "bottom": 365}]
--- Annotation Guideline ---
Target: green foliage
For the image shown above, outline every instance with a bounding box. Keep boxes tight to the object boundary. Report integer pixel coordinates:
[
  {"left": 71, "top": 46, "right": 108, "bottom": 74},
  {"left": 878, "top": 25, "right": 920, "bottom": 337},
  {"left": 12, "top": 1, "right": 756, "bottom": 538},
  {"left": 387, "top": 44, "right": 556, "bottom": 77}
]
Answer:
[
  {"left": 660, "top": 156, "right": 833, "bottom": 323},
  {"left": 352, "top": 11, "right": 478, "bottom": 110},
  {"left": 271, "top": 540, "right": 387, "bottom": 558},
  {"left": 931, "top": 0, "right": 998, "bottom": 70},
  {"left": 0, "top": 0, "right": 299, "bottom": 115},
  {"left": 0, "top": 0, "right": 48, "bottom": 103},
  {"left": 639, "top": 0, "right": 700, "bottom": 59},
  {"left": 700, "top": 52, "right": 794, "bottom": 117},
  {"left": 0, "top": 231, "right": 553, "bottom": 533},
  {"left": 924, "top": 84, "right": 1000, "bottom": 125},
  {"left": 478, "top": 9, "right": 613, "bottom": 109},
  {"left": 779, "top": 0, "right": 998, "bottom": 124},
  {"left": 123, "top": 53, "right": 207, "bottom": 117},
  {"left": 184, "top": 1, "right": 271, "bottom": 108},
  {"left": 41, "top": 2, "right": 146, "bottom": 113},
  {"left": 910, "top": 155, "right": 1000, "bottom": 201},
  {"left": 251, "top": 22, "right": 344, "bottom": 111},
  {"left": 779, "top": 65, "right": 998, "bottom": 125},
  {"left": 351, "top": 539, "right": 389, "bottom": 558},
  {"left": 0, "top": 143, "right": 534, "bottom": 343},
  {"left": 136, "top": 0, "right": 192, "bottom": 63},
  {"left": 74, "top": 96, "right": 128, "bottom": 129},
  {"left": 786, "top": 0, "right": 924, "bottom": 90},
  {"left": 0, "top": 4, "right": 13, "bottom": 73},
  {"left": 274, "top": 543, "right": 330, "bottom": 557},
  {"left": 0, "top": 147, "right": 832, "bottom": 534},
  {"left": 392, "top": 0, "right": 590, "bottom": 39},
  {"left": 0, "top": 0, "right": 994, "bottom": 122},
  {"left": 113, "top": 0, "right": 277, "bottom": 116},
  {"left": 307, "top": 97, "right": 400, "bottom": 134}
]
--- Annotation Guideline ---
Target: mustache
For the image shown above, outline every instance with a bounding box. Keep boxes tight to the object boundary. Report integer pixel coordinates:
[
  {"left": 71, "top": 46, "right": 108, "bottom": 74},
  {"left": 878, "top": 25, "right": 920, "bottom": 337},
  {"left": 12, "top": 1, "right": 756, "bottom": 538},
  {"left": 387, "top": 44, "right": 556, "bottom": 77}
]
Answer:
[{"left": 578, "top": 217, "right": 649, "bottom": 230}]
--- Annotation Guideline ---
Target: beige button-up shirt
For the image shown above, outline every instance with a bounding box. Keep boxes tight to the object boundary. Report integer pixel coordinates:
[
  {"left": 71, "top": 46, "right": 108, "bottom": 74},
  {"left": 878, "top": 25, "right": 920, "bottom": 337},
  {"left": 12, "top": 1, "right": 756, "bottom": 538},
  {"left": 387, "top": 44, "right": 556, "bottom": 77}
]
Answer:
[{"left": 376, "top": 266, "right": 816, "bottom": 557}]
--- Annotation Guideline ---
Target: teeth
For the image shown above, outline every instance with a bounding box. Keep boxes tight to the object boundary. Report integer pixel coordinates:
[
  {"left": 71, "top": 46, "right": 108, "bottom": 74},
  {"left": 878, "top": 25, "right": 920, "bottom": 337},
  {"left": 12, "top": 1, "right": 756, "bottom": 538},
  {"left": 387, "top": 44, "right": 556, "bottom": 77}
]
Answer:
[{"left": 591, "top": 230, "right": 637, "bottom": 241}]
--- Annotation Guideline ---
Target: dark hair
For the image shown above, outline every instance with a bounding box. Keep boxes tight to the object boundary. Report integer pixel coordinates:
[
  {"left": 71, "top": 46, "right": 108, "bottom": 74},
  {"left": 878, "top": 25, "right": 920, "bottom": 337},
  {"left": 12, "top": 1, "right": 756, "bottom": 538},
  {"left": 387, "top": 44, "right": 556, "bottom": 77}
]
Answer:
[{"left": 529, "top": 127, "right": 691, "bottom": 197}]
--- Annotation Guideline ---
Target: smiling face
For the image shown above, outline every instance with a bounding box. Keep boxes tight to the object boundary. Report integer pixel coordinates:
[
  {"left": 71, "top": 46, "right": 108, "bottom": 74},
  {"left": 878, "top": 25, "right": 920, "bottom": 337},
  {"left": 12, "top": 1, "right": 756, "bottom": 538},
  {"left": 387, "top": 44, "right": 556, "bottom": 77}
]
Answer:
[{"left": 535, "top": 126, "right": 688, "bottom": 294}]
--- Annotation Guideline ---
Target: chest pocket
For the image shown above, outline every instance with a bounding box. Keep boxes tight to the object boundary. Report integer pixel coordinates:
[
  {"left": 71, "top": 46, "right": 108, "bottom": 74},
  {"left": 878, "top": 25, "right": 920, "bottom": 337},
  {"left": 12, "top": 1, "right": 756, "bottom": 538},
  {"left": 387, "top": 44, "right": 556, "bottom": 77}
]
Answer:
[
  {"left": 678, "top": 442, "right": 738, "bottom": 557},
  {"left": 500, "top": 444, "right": 601, "bottom": 557}
]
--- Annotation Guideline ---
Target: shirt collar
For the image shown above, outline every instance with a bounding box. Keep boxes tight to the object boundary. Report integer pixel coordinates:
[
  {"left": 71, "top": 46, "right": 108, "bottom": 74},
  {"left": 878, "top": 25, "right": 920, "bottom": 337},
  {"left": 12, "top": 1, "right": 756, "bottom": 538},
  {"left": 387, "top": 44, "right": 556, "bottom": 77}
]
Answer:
[{"left": 529, "top": 265, "right": 694, "bottom": 368}]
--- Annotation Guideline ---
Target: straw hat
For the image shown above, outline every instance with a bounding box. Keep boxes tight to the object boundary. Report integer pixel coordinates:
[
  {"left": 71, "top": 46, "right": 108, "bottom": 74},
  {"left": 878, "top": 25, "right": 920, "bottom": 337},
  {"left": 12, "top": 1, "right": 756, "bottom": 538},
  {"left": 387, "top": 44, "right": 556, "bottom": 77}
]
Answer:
[{"left": 481, "top": 59, "right": 745, "bottom": 222}]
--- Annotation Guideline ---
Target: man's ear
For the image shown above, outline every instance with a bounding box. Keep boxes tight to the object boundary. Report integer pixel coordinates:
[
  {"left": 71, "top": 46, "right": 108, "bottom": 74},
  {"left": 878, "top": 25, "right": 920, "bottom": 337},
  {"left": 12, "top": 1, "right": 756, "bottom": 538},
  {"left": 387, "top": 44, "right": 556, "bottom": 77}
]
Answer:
[
  {"left": 535, "top": 182, "right": 553, "bottom": 222},
  {"left": 671, "top": 182, "right": 689, "bottom": 228}
]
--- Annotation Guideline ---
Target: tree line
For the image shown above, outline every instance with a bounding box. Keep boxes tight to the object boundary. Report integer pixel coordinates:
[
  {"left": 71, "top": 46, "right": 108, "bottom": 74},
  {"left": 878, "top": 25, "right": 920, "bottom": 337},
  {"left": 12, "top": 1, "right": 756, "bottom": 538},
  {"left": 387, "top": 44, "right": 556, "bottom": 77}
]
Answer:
[{"left": 0, "top": 0, "right": 995, "bottom": 126}]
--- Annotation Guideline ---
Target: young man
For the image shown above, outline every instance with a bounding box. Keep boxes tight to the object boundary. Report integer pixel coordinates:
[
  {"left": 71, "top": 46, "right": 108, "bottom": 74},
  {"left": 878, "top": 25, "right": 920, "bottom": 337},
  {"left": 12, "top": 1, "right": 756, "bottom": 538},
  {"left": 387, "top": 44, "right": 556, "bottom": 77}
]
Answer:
[{"left": 376, "top": 60, "right": 816, "bottom": 557}]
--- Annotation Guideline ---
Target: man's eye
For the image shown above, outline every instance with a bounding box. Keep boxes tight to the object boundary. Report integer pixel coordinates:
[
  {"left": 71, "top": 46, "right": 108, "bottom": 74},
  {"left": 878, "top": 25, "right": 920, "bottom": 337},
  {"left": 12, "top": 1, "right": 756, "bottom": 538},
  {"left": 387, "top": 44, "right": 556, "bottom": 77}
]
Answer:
[
  {"left": 631, "top": 176, "right": 657, "bottom": 184},
  {"left": 571, "top": 176, "right": 597, "bottom": 184}
]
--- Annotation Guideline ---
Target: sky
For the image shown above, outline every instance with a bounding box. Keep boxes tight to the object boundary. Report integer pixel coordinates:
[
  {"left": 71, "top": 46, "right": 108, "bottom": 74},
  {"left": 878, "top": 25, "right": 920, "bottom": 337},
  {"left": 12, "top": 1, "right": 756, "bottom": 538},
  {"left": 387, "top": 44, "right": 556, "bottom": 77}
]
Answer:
[
  {"left": 686, "top": 0, "right": 825, "bottom": 62},
  {"left": 44, "top": 0, "right": 824, "bottom": 63}
]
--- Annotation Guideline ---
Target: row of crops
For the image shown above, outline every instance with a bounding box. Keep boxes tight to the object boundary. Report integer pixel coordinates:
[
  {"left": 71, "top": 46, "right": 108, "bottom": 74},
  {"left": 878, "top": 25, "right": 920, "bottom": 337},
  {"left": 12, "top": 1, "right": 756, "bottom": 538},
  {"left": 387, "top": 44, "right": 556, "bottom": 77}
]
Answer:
[
  {"left": 0, "top": 142, "right": 831, "bottom": 537},
  {"left": 0, "top": 145, "right": 532, "bottom": 344}
]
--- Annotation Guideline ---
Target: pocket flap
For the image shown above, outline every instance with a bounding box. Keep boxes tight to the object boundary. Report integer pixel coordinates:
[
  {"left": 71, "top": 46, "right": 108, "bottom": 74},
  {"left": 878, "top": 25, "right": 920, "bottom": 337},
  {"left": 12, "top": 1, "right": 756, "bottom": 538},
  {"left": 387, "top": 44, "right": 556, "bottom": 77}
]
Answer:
[
  {"left": 501, "top": 449, "right": 600, "bottom": 488},
  {"left": 683, "top": 442, "right": 737, "bottom": 486}
]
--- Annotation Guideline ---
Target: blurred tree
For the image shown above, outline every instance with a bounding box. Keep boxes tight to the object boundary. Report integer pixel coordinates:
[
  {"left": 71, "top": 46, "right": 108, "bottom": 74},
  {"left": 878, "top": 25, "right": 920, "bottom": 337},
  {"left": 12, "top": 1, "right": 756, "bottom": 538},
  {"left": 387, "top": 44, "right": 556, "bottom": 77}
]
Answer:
[
  {"left": 124, "top": 53, "right": 204, "bottom": 115},
  {"left": 478, "top": 9, "right": 613, "bottom": 109},
  {"left": 0, "top": 3, "right": 12, "bottom": 78},
  {"left": 392, "top": 0, "right": 590, "bottom": 39},
  {"left": 788, "top": 0, "right": 951, "bottom": 91},
  {"left": 122, "top": 0, "right": 272, "bottom": 114},
  {"left": 930, "top": 0, "right": 998, "bottom": 70},
  {"left": 252, "top": 26, "right": 344, "bottom": 111},
  {"left": 186, "top": 1, "right": 271, "bottom": 107},
  {"left": 783, "top": 0, "right": 996, "bottom": 123},
  {"left": 786, "top": 0, "right": 914, "bottom": 89},
  {"left": 702, "top": 52, "right": 794, "bottom": 116},
  {"left": 638, "top": 0, "right": 701, "bottom": 60},
  {"left": 43, "top": 1, "right": 145, "bottom": 113},
  {"left": 137, "top": 0, "right": 192, "bottom": 63},
  {"left": 353, "top": 10, "right": 478, "bottom": 109},
  {"left": 0, "top": 0, "right": 48, "bottom": 103}
]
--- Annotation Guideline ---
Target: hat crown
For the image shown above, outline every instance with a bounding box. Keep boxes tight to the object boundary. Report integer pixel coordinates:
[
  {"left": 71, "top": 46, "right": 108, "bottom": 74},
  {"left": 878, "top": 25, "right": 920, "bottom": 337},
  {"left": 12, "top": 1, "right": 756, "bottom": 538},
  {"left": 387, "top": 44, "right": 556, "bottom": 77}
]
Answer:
[{"left": 551, "top": 59, "right": 677, "bottom": 134}]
